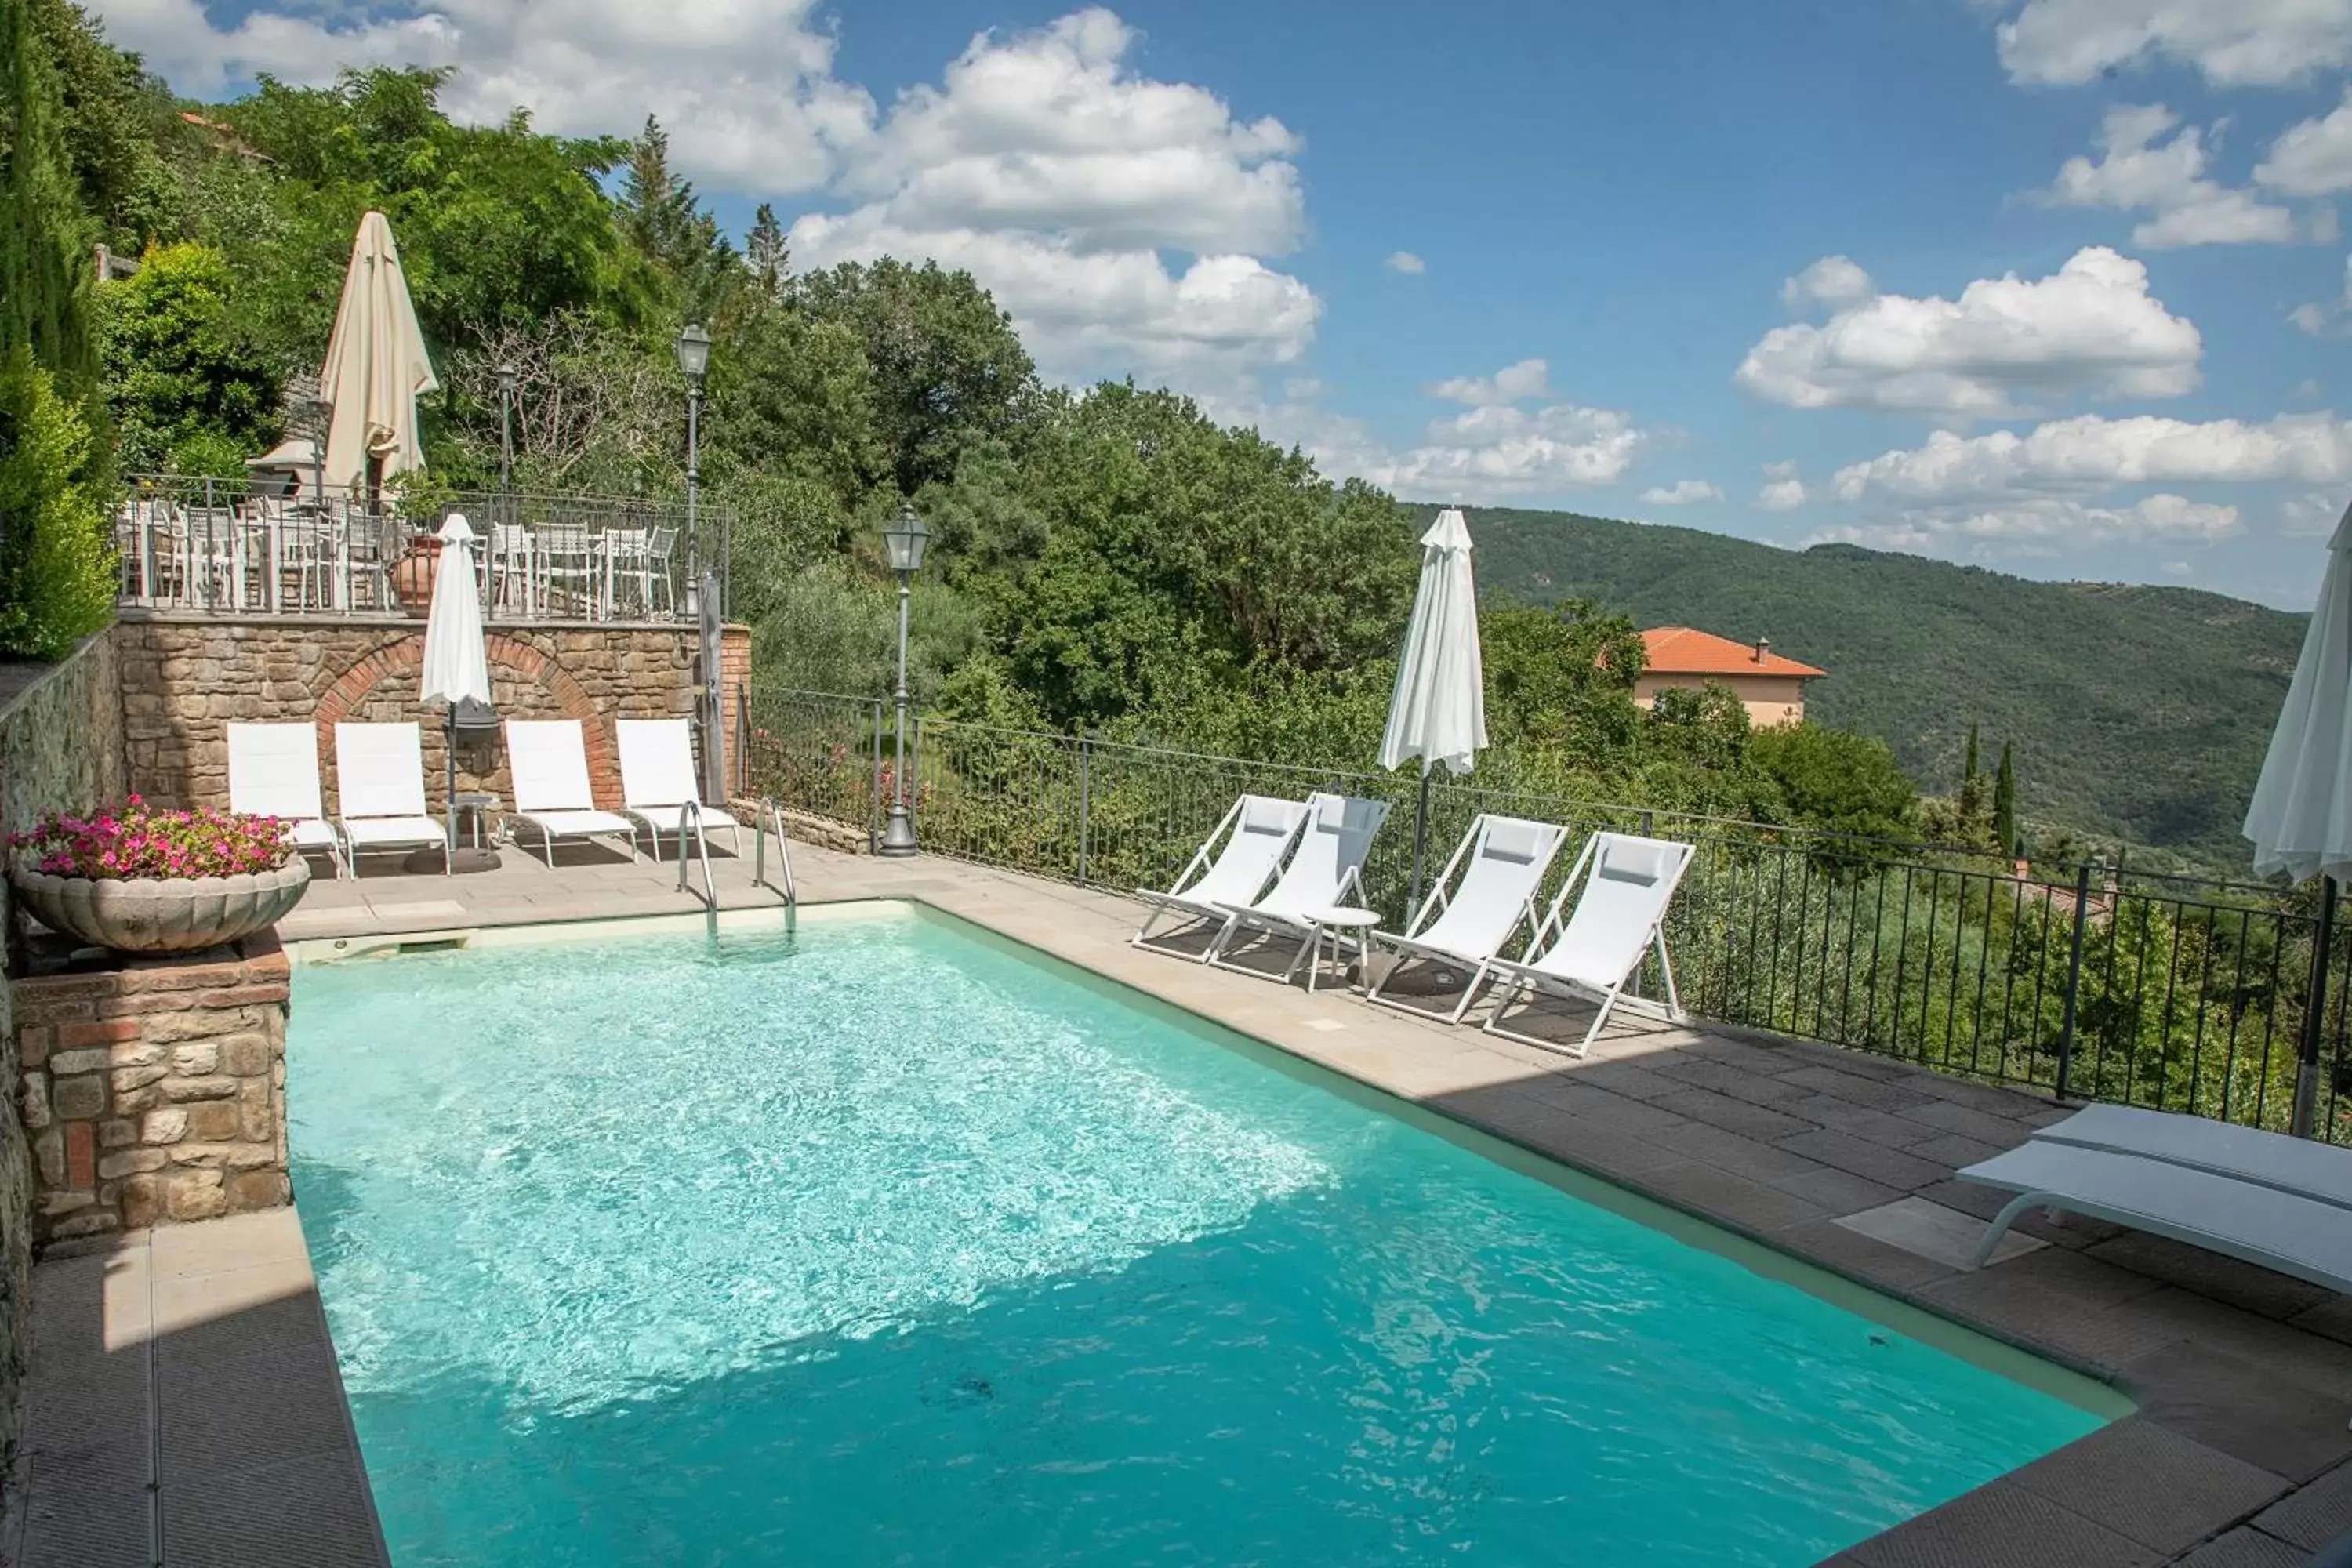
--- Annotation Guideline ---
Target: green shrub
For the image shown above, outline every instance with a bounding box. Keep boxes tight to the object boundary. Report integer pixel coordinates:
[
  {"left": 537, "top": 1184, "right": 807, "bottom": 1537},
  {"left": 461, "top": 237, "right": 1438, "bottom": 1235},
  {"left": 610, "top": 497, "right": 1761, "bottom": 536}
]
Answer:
[{"left": 0, "top": 347, "right": 116, "bottom": 658}]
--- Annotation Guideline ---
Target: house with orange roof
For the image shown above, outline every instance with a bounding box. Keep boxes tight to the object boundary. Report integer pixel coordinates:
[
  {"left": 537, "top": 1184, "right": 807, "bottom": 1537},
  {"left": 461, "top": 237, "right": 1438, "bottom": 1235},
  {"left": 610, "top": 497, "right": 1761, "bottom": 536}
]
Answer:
[{"left": 1635, "top": 626, "right": 1825, "bottom": 728}]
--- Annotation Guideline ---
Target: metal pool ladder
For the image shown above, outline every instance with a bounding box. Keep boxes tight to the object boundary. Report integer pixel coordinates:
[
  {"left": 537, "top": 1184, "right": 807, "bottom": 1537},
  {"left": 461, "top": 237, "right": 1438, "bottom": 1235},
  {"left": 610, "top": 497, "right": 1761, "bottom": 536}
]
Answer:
[
  {"left": 676, "top": 797, "right": 720, "bottom": 937},
  {"left": 753, "top": 797, "right": 798, "bottom": 934}
]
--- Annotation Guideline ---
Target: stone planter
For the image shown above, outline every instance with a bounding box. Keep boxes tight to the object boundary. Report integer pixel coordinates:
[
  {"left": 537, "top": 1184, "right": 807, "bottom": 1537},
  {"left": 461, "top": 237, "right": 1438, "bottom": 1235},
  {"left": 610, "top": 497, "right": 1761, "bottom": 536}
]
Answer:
[
  {"left": 10, "top": 858, "right": 312, "bottom": 953},
  {"left": 392, "top": 533, "right": 442, "bottom": 619}
]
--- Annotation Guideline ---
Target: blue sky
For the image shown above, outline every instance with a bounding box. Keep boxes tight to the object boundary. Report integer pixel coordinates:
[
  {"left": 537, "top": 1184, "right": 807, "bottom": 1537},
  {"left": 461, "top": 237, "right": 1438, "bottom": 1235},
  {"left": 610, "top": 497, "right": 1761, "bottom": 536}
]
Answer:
[{"left": 103, "top": 0, "right": 2352, "bottom": 607}]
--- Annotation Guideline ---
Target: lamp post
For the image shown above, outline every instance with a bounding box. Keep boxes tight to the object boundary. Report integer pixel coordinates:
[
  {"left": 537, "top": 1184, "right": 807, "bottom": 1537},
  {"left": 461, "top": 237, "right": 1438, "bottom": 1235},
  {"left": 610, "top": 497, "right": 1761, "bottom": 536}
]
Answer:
[
  {"left": 495, "top": 362, "right": 517, "bottom": 496},
  {"left": 673, "top": 322, "right": 712, "bottom": 611},
  {"left": 878, "top": 501, "right": 930, "bottom": 857}
]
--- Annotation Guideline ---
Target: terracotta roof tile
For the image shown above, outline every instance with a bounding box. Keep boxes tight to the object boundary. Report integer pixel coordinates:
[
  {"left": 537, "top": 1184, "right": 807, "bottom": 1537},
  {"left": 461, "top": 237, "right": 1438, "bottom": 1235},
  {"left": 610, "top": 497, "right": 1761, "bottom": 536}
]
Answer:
[{"left": 1639, "top": 626, "right": 1825, "bottom": 679}]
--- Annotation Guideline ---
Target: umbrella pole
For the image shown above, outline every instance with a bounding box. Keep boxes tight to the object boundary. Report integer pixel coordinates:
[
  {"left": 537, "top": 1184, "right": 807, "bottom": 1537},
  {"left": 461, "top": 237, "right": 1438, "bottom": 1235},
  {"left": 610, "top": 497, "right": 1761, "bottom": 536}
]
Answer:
[
  {"left": 2293, "top": 873, "right": 2340, "bottom": 1138},
  {"left": 1406, "top": 761, "right": 1432, "bottom": 927}
]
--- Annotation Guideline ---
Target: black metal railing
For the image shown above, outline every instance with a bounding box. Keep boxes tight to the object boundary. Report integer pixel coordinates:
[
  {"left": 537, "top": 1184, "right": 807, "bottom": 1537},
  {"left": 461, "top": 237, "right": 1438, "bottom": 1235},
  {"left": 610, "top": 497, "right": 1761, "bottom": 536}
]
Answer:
[
  {"left": 112, "top": 474, "right": 729, "bottom": 623},
  {"left": 743, "top": 687, "right": 2351, "bottom": 1142}
]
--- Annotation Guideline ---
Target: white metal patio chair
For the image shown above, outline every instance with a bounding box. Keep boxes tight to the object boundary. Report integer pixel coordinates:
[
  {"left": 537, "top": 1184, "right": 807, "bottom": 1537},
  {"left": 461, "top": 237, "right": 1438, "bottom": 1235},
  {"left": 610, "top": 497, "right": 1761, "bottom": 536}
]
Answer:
[
  {"left": 332, "top": 722, "right": 450, "bottom": 876},
  {"left": 1203, "top": 792, "right": 1391, "bottom": 980},
  {"left": 616, "top": 717, "right": 743, "bottom": 858},
  {"left": 227, "top": 722, "right": 345, "bottom": 877},
  {"left": 1363, "top": 815, "right": 1570, "bottom": 1023},
  {"left": 1477, "top": 831, "right": 1697, "bottom": 1055},
  {"left": 506, "top": 719, "right": 641, "bottom": 865},
  {"left": 1132, "top": 794, "right": 1310, "bottom": 949}
]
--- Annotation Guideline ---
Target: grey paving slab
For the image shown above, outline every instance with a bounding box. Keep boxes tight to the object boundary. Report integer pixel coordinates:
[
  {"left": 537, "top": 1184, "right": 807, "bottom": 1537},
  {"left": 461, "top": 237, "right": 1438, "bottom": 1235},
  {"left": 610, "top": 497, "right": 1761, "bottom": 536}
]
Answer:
[
  {"left": 1789, "top": 1093, "right": 1947, "bottom": 1149},
  {"left": 1843, "top": 1479, "right": 2158, "bottom": 1568},
  {"left": 1651, "top": 1084, "right": 1813, "bottom": 1140},
  {"left": 1836, "top": 1196, "right": 2045, "bottom": 1271},
  {"left": 1776, "top": 1127, "right": 1951, "bottom": 1190},
  {"left": 2086, "top": 1231, "right": 2338, "bottom": 1321},
  {"left": 2007, "top": 1419, "right": 2288, "bottom": 1555},
  {"left": 1630, "top": 1159, "right": 1831, "bottom": 1234},
  {"left": 2123, "top": 1341, "right": 2352, "bottom": 1484},
  {"left": 1779, "top": 1064, "right": 1941, "bottom": 1111},
  {"left": 2252, "top": 1459, "right": 2352, "bottom": 1551},
  {"left": 2172, "top": 1526, "right": 2310, "bottom": 1567}
]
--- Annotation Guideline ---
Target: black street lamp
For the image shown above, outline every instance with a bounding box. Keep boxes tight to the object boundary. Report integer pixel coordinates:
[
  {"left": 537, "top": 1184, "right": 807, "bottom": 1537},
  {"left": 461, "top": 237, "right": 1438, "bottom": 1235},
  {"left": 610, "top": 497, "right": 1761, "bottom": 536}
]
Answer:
[
  {"left": 878, "top": 501, "right": 931, "bottom": 857},
  {"left": 673, "top": 321, "right": 712, "bottom": 610}
]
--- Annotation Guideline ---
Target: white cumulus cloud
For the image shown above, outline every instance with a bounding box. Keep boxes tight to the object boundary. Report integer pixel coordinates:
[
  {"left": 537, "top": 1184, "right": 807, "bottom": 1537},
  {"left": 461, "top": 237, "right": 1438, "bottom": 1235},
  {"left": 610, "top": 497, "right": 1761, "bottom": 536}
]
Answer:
[
  {"left": 1735, "top": 247, "right": 2202, "bottom": 417},
  {"left": 1385, "top": 250, "right": 1426, "bottom": 274},
  {"left": 2037, "top": 104, "right": 2296, "bottom": 248},
  {"left": 1756, "top": 461, "right": 1808, "bottom": 511},
  {"left": 2283, "top": 489, "right": 2349, "bottom": 535},
  {"left": 86, "top": 0, "right": 875, "bottom": 193},
  {"left": 1426, "top": 358, "right": 1555, "bottom": 407},
  {"left": 1809, "top": 495, "right": 2239, "bottom": 557},
  {"left": 1640, "top": 479, "right": 1722, "bottom": 505},
  {"left": 1780, "top": 255, "right": 1874, "bottom": 313},
  {"left": 1996, "top": 0, "right": 2352, "bottom": 87},
  {"left": 1831, "top": 412, "right": 2352, "bottom": 504},
  {"left": 788, "top": 9, "right": 1319, "bottom": 395},
  {"left": 2258, "top": 89, "right": 2352, "bottom": 195}
]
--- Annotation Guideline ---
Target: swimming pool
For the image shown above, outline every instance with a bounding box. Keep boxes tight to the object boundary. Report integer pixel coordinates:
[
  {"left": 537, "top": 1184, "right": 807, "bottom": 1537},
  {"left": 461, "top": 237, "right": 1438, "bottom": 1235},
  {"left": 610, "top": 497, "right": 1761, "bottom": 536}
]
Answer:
[{"left": 289, "top": 905, "right": 2114, "bottom": 1566}]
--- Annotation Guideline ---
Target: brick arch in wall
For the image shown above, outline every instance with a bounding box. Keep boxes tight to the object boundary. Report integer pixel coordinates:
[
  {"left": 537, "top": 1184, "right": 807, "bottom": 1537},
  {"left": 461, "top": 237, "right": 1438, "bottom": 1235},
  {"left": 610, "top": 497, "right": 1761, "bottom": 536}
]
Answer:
[{"left": 310, "top": 632, "right": 619, "bottom": 802}]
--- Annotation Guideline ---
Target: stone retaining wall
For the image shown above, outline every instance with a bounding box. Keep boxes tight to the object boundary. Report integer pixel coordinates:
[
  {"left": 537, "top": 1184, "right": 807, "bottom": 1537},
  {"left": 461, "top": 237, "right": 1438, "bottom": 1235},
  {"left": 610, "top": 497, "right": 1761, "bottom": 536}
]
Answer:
[
  {"left": 13, "top": 932, "right": 290, "bottom": 1248},
  {"left": 117, "top": 613, "right": 751, "bottom": 818},
  {"left": 0, "top": 633, "right": 128, "bottom": 1479}
]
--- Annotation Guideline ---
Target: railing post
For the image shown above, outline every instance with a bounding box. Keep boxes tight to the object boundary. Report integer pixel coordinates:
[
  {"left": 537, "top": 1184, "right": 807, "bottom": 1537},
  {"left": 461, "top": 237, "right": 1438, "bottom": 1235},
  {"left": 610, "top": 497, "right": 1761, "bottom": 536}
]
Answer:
[
  {"left": 1077, "top": 734, "right": 1092, "bottom": 887},
  {"left": 734, "top": 681, "right": 748, "bottom": 798},
  {"left": 869, "top": 700, "right": 885, "bottom": 855},
  {"left": 1640, "top": 810, "right": 1655, "bottom": 837},
  {"left": 2293, "top": 874, "right": 2339, "bottom": 1138},
  {"left": 2053, "top": 861, "right": 2093, "bottom": 1103}
]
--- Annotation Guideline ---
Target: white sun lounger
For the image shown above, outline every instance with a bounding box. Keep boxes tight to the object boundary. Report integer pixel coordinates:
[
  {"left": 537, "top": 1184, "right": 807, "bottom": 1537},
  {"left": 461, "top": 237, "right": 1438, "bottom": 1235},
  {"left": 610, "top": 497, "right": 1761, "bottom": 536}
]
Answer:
[
  {"left": 616, "top": 718, "right": 744, "bottom": 858},
  {"left": 506, "top": 719, "right": 641, "bottom": 866},
  {"left": 228, "top": 722, "right": 345, "bottom": 877},
  {"left": 2031, "top": 1103, "right": 2352, "bottom": 1211},
  {"left": 1958, "top": 1140, "right": 2352, "bottom": 1292},
  {"left": 332, "top": 722, "right": 449, "bottom": 876},
  {"left": 1203, "top": 792, "right": 1392, "bottom": 978},
  {"left": 1364, "top": 815, "right": 1570, "bottom": 1023},
  {"left": 1133, "top": 794, "right": 1310, "bottom": 947},
  {"left": 1479, "top": 831, "right": 1696, "bottom": 1056}
]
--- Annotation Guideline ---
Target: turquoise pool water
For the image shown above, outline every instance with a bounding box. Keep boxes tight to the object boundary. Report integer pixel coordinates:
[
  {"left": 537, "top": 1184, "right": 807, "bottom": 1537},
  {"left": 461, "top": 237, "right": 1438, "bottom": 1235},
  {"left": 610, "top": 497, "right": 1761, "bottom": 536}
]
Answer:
[{"left": 289, "top": 909, "right": 2108, "bottom": 1566}]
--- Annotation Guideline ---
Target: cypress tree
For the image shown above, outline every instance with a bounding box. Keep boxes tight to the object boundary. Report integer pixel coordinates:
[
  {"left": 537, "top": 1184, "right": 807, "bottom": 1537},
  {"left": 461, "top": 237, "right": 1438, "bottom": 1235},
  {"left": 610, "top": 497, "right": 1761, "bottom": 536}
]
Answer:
[{"left": 1993, "top": 741, "right": 2017, "bottom": 856}]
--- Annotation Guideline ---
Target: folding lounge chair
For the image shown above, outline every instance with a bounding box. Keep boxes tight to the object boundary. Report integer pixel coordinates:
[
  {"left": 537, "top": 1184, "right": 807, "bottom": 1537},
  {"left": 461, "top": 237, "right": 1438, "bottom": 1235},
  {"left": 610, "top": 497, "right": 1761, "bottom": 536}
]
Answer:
[
  {"left": 332, "top": 722, "right": 450, "bottom": 876},
  {"left": 506, "top": 719, "right": 641, "bottom": 866},
  {"left": 1478, "top": 832, "right": 1696, "bottom": 1056},
  {"left": 1203, "top": 793, "right": 1392, "bottom": 978},
  {"left": 1364, "top": 815, "right": 1569, "bottom": 1023},
  {"left": 1132, "top": 795, "right": 1310, "bottom": 948},
  {"left": 2030, "top": 1103, "right": 2352, "bottom": 1210},
  {"left": 616, "top": 718, "right": 744, "bottom": 859},
  {"left": 227, "top": 721, "right": 345, "bottom": 877},
  {"left": 1956, "top": 1140, "right": 2352, "bottom": 1292}
]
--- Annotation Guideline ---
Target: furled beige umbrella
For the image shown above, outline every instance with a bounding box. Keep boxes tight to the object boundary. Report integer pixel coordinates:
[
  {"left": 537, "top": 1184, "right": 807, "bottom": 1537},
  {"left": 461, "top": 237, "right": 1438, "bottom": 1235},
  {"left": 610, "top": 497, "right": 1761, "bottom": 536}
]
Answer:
[{"left": 319, "top": 211, "right": 439, "bottom": 497}]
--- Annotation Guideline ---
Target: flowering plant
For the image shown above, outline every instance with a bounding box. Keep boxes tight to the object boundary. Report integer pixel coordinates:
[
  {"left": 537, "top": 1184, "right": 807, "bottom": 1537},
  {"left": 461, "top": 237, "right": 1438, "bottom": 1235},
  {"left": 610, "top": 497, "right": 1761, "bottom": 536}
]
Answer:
[{"left": 8, "top": 797, "right": 293, "bottom": 880}]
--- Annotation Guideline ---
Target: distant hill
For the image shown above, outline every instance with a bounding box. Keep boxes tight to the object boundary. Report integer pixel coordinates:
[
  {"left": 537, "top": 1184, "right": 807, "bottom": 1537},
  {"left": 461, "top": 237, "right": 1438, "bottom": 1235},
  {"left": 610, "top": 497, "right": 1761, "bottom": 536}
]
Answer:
[{"left": 1448, "top": 505, "right": 2309, "bottom": 875}]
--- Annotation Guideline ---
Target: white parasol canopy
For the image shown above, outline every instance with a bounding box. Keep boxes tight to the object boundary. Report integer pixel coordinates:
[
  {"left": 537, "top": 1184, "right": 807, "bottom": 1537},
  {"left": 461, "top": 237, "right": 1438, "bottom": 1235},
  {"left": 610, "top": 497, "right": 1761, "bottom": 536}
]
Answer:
[
  {"left": 320, "top": 211, "right": 438, "bottom": 496},
  {"left": 2246, "top": 502, "right": 2352, "bottom": 885},
  {"left": 1381, "top": 506, "right": 1490, "bottom": 916},
  {"left": 419, "top": 514, "right": 491, "bottom": 709},
  {"left": 1381, "top": 507, "right": 1489, "bottom": 776}
]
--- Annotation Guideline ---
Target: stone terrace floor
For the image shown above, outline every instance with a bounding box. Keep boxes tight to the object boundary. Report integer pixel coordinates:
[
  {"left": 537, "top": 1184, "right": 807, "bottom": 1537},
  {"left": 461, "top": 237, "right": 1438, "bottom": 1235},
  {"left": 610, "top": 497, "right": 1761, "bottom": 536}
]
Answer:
[{"left": 18, "top": 831, "right": 2352, "bottom": 1566}]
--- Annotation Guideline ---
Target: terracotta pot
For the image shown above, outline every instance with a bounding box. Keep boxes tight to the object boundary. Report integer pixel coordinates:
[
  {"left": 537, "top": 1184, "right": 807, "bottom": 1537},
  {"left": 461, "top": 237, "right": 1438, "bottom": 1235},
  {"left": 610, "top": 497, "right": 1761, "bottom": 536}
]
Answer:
[
  {"left": 392, "top": 534, "right": 443, "bottom": 619},
  {"left": 10, "top": 858, "right": 312, "bottom": 953}
]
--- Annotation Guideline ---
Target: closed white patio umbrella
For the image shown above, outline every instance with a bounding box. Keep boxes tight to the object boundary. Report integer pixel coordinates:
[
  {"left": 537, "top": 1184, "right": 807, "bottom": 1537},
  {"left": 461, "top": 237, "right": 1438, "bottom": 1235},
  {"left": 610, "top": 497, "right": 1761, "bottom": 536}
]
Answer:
[
  {"left": 320, "top": 211, "right": 439, "bottom": 497},
  {"left": 2247, "top": 502, "right": 2352, "bottom": 1134},
  {"left": 1380, "top": 506, "right": 1490, "bottom": 916},
  {"left": 421, "top": 514, "right": 492, "bottom": 859}
]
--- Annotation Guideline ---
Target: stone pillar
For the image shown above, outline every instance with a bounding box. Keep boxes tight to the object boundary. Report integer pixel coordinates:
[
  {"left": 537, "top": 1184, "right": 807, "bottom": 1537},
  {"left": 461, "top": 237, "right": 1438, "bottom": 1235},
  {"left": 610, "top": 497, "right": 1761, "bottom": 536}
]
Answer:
[
  {"left": 14, "top": 932, "right": 291, "bottom": 1247},
  {"left": 720, "top": 624, "right": 752, "bottom": 797}
]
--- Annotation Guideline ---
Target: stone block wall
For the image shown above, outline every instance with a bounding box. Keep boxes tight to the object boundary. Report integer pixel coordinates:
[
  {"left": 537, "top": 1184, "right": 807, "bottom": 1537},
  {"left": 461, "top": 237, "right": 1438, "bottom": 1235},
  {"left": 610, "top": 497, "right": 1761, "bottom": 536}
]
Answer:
[
  {"left": 0, "top": 633, "right": 129, "bottom": 1479},
  {"left": 116, "top": 614, "right": 751, "bottom": 818},
  {"left": 13, "top": 931, "right": 290, "bottom": 1248}
]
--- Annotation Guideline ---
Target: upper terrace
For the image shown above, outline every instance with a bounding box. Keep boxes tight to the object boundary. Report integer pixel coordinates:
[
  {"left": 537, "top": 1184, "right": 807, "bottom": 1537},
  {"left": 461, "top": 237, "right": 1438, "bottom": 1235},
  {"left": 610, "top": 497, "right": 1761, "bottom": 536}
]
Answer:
[{"left": 112, "top": 474, "right": 732, "bottom": 626}]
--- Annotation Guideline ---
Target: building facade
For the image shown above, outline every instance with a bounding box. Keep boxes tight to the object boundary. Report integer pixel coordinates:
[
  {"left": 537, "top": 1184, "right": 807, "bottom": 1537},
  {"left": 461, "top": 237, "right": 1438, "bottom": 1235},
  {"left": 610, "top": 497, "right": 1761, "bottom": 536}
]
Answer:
[{"left": 1633, "top": 626, "right": 1824, "bottom": 728}]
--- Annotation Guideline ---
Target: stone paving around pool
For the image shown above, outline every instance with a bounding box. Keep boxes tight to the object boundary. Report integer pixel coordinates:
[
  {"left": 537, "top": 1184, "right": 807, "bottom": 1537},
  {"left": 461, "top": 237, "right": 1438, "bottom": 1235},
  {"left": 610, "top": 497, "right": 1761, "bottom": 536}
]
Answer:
[{"left": 16, "top": 834, "right": 2352, "bottom": 1566}]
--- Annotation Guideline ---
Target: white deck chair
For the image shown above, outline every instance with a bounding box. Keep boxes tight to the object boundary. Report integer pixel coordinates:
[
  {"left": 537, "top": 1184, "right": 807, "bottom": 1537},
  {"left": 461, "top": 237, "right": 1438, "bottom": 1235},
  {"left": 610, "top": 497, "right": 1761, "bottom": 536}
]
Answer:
[
  {"left": 1957, "top": 1140, "right": 2352, "bottom": 1292},
  {"left": 332, "top": 723, "right": 449, "bottom": 876},
  {"left": 1132, "top": 795, "right": 1309, "bottom": 947},
  {"left": 2031, "top": 1104, "right": 2352, "bottom": 1211},
  {"left": 227, "top": 722, "right": 345, "bottom": 877},
  {"left": 1479, "top": 832, "right": 1696, "bottom": 1056},
  {"left": 1203, "top": 793, "right": 1391, "bottom": 978},
  {"left": 506, "top": 719, "right": 641, "bottom": 866},
  {"left": 616, "top": 718, "right": 744, "bottom": 859},
  {"left": 1365, "top": 815, "right": 1570, "bottom": 1023}
]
